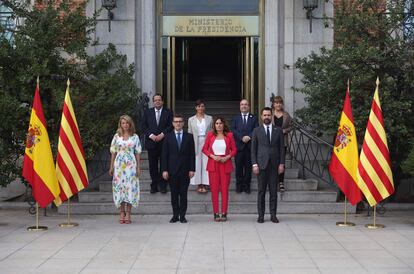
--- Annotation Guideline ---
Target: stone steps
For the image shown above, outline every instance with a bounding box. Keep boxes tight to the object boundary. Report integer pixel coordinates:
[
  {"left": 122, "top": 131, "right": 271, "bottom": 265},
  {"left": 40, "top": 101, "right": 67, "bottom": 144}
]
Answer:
[
  {"left": 58, "top": 201, "right": 355, "bottom": 215},
  {"left": 97, "top": 177, "right": 318, "bottom": 192},
  {"left": 78, "top": 190, "right": 337, "bottom": 203}
]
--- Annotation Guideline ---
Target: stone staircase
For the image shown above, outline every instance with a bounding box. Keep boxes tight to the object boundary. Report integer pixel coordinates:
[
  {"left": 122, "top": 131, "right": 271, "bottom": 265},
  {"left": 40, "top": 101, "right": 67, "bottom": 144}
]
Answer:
[{"left": 58, "top": 151, "right": 356, "bottom": 215}]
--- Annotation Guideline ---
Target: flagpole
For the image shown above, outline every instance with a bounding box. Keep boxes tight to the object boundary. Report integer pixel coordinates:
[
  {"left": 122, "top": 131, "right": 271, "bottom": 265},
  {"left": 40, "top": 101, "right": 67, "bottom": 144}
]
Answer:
[
  {"left": 336, "top": 197, "right": 355, "bottom": 227},
  {"left": 27, "top": 203, "right": 48, "bottom": 231},
  {"left": 58, "top": 198, "right": 79, "bottom": 228},
  {"left": 365, "top": 205, "right": 385, "bottom": 229}
]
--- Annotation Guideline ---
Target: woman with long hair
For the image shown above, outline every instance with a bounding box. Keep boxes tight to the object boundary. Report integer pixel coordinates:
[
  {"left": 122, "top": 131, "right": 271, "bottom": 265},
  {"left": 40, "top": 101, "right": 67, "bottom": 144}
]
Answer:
[
  {"left": 271, "top": 96, "right": 292, "bottom": 192},
  {"left": 202, "top": 117, "right": 237, "bottom": 222},
  {"left": 109, "top": 115, "right": 141, "bottom": 224}
]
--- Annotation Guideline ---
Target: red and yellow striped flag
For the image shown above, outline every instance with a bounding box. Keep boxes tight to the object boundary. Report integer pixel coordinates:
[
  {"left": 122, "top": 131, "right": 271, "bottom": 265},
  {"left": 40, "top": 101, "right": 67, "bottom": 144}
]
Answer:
[
  {"left": 54, "top": 79, "right": 88, "bottom": 206},
  {"left": 357, "top": 78, "right": 394, "bottom": 206},
  {"left": 22, "top": 78, "right": 60, "bottom": 208},
  {"left": 329, "top": 81, "right": 363, "bottom": 205}
]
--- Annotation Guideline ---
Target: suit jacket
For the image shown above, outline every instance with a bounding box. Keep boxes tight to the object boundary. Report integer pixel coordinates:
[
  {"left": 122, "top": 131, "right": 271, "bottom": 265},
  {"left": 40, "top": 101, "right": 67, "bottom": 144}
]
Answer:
[
  {"left": 272, "top": 111, "right": 293, "bottom": 146},
  {"left": 161, "top": 131, "right": 195, "bottom": 176},
  {"left": 142, "top": 107, "right": 173, "bottom": 150},
  {"left": 251, "top": 125, "right": 285, "bottom": 170},
  {"left": 202, "top": 131, "right": 237, "bottom": 173},
  {"left": 187, "top": 114, "right": 213, "bottom": 150},
  {"left": 231, "top": 113, "right": 259, "bottom": 151}
]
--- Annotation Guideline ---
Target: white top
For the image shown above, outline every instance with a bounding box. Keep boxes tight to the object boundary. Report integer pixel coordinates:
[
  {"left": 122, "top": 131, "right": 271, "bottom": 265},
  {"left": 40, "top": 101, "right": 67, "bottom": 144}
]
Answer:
[
  {"left": 212, "top": 139, "right": 226, "bottom": 155},
  {"left": 196, "top": 118, "right": 206, "bottom": 136}
]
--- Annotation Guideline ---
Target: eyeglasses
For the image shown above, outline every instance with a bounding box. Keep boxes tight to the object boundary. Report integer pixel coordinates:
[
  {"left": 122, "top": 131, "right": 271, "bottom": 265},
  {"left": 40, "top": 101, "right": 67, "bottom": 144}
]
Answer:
[{"left": 173, "top": 120, "right": 184, "bottom": 123}]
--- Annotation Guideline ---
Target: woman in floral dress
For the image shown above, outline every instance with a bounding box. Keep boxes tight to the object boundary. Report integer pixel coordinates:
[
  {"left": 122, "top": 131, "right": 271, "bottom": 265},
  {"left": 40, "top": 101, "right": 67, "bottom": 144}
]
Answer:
[{"left": 109, "top": 115, "right": 141, "bottom": 224}]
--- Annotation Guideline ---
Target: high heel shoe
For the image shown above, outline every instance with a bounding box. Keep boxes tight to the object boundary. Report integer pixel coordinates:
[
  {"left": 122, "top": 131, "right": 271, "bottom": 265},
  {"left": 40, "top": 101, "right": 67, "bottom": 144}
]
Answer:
[
  {"left": 214, "top": 213, "right": 221, "bottom": 222},
  {"left": 119, "top": 211, "right": 125, "bottom": 224},
  {"left": 220, "top": 213, "right": 227, "bottom": 222},
  {"left": 124, "top": 211, "right": 131, "bottom": 224}
]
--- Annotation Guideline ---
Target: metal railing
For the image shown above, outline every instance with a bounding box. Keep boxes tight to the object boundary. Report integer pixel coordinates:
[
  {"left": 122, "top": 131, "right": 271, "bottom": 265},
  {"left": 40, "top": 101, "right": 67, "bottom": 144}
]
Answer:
[{"left": 287, "top": 119, "right": 337, "bottom": 189}]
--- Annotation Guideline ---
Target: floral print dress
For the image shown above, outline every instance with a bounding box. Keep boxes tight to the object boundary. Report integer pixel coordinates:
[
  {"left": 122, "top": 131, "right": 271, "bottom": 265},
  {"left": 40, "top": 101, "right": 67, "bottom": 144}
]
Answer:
[{"left": 110, "top": 133, "right": 141, "bottom": 208}]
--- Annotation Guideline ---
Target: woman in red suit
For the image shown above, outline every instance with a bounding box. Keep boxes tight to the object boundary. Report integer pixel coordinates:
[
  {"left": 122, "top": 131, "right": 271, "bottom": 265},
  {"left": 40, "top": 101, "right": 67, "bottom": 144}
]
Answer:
[{"left": 202, "top": 117, "right": 237, "bottom": 222}]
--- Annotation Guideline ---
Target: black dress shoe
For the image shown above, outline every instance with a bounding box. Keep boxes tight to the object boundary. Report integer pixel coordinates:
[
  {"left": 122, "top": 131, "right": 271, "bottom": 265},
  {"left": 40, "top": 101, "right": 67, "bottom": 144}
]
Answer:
[
  {"left": 257, "top": 216, "right": 264, "bottom": 223},
  {"left": 236, "top": 185, "right": 242, "bottom": 193},
  {"left": 244, "top": 188, "right": 251, "bottom": 194},
  {"left": 169, "top": 217, "right": 179, "bottom": 223},
  {"left": 270, "top": 216, "right": 279, "bottom": 223},
  {"left": 180, "top": 217, "right": 187, "bottom": 223},
  {"left": 160, "top": 188, "right": 167, "bottom": 194}
]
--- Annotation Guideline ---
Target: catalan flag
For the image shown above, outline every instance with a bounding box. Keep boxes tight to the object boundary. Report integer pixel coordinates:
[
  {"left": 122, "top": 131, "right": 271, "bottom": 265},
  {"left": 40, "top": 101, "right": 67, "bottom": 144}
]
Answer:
[
  {"left": 22, "top": 78, "right": 60, "bottom": 208},
  {"left": 54, "top": 79, "right": 88, "bottom": 206},
  {"left": 357, "top": 78, "right": 394, "bottom": 206},
  {"left": 329, "top": 81, "right": 363, "bottom": 205}
]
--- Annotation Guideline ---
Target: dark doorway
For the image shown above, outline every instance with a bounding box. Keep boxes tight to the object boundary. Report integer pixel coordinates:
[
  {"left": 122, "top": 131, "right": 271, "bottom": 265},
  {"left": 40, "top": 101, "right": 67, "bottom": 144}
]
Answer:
[{"left": 175, "top": 37, "right": 243, "bottom": 101}]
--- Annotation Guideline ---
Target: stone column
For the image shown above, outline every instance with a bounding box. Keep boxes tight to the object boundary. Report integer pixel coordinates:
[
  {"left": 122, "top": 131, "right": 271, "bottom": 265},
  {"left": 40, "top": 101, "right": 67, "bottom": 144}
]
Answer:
[
  {"left": 136, "top": 0, "right": 157, "bottom": 105},
  {"left": 265, "top": 0, "right": 279, "bottom": 108}
]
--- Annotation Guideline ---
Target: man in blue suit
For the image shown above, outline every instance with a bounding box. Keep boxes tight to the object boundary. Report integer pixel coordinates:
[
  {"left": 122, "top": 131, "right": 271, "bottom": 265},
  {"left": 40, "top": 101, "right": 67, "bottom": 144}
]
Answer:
[
  {"left": 142, "top": 94, "right": 173, "bottom": 194},
  {"left": 161, "top": 114, "right": 195, "bottom": 223},
  {"left": 231, "top": 99, "right": 259, "bottom": 193}
]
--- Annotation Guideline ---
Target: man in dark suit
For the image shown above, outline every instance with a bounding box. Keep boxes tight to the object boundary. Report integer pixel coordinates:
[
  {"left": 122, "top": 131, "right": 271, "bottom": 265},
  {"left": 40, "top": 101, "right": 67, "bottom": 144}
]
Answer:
[
  {"left": 161, "top": 114, "right": 195, "bottom": 223},
  {"left": 142, "top": 94, "right": 173, "bottom": 194},
  {"left": 251, "top": 107, "right": 285, "bottom": 223},
  {"left": 231, "top": 99, "right": 259, "bottom": 194}
]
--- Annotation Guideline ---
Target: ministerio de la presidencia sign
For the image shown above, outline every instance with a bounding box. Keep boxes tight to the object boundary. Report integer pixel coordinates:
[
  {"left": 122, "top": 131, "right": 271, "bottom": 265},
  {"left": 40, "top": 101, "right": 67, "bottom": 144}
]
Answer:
[{"left": 162, "top": 16, "right": 259, "bottom": 37}]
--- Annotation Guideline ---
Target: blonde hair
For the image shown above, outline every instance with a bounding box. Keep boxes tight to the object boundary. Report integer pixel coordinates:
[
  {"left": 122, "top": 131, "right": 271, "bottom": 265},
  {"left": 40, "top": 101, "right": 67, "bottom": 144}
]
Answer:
[{"left": 116, "top": 115, "right": 136, "bottom": 136}]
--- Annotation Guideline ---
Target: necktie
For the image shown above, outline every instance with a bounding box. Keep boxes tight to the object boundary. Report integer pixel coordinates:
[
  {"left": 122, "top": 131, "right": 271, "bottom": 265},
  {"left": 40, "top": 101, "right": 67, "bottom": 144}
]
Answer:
[
  {"left": 243, "top": 114, "right": 247, "bottom": 125},
  {"left": 266, "top": 126, "right": 270, "bottom": 143},
  {"left": 177, "top": 132, "right": 182, "bottom": 149},
  {"left": 156, "top": 110, "right": 160, "bottom": 126}
]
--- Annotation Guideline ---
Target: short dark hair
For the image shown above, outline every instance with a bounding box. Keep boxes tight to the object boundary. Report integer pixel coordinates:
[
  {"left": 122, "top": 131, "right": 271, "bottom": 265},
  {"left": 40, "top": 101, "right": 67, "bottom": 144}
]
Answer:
[
  {"left": 152, "top": 93, "right": 163, "bottom": 101},
  {"left": 173, "top": 113, "right": 184, "bottom": 120},
  {"left": 194, "top": 99, "right": 205, "bottom": 107},
  {"left": 261, "top": 107, "right": 272, "bottom": 114}
]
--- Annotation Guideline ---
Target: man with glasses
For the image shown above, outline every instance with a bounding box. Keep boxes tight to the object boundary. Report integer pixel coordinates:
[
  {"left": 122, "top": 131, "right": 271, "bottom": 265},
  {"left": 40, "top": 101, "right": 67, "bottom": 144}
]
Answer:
[{"left": 161, "top": 114, "right": 195, "bottom": 223}]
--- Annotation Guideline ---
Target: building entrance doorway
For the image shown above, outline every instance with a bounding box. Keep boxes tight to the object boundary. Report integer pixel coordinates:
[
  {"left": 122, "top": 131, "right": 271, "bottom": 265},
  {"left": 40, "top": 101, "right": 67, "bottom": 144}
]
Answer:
[{"left": 175, "top": 37, "right": 242, "bottom": 101}]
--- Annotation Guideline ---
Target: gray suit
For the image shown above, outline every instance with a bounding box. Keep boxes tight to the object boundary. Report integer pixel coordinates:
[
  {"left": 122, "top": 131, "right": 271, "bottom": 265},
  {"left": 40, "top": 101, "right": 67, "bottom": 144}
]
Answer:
[{"left": 251, "top": 125, "right": 285, "bottom": 217}]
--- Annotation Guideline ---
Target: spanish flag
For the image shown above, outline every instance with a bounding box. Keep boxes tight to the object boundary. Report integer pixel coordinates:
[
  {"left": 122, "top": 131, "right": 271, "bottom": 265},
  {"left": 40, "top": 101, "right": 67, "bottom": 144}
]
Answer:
[
  {"left": 329, "top": 81, "right": 363, "bottom": 205},
  {"left": 54, "top": 79, "right": 89, "bottom": 206},
  {"left": 357, "top": 78, "right": 394, "bottom": 206},
  {"left": 22, "top": 79, "right": 60, "bottom": 208}
]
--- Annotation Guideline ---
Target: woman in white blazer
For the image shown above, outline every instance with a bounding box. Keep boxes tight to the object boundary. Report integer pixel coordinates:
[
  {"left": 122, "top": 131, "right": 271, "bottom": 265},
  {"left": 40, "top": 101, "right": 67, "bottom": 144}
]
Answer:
[{"left": 188, "top": 99, "right": 213, "bottom": 193}]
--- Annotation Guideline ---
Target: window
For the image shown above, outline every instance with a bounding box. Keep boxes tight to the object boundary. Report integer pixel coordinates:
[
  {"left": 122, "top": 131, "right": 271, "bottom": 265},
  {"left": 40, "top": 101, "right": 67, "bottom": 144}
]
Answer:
[
  {"left": 0, "top": 4, "right": 16, "bottom": 42},
  {"left": 404, "top": 0, "right": 414, "bottom": 41},
  {"left": 162, "top": 0, "right": 259, "bottom": 15}
]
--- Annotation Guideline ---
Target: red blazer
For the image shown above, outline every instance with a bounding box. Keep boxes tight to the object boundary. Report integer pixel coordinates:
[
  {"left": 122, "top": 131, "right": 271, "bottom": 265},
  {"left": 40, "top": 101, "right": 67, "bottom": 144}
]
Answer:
[{"left": 202, "top": 131, "right": 237, "bottom": 173}]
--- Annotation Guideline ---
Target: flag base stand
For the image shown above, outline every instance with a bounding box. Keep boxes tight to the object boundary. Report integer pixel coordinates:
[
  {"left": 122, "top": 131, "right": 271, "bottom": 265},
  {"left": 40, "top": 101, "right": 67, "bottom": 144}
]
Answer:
[
  {"left": 365, "top": 223, "right": 385, "bottom": 229},
  {"left": 336, "top": 222, "right": 355, "bottom": 227},
  {"left": 58, "top": 198, "right": 79, "bottom": 228},
  {"left": 27, "top": 203, "right": 48, "bottom": 231},
  {"left": 27, "top": 226, "right": 48, "bottom": 231},
  {"left": 58, "top": 223, "right": 78, "bottom": 228},
  {"left": 336, "top": 198, "right": 355, "bottom": 227},
  {"left": 365, "top": 205, "right": 385, "bottom": 229}
]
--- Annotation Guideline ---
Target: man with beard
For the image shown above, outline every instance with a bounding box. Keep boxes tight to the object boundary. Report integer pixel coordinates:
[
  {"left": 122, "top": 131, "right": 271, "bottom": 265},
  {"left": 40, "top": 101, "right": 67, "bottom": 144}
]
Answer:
[{"left": 251, "top": 107, "right": 285, "bottom": 223}]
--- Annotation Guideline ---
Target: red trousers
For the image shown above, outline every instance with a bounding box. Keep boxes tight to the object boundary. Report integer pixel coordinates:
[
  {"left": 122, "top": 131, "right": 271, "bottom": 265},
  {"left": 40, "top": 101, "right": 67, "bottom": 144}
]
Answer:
[{"left": 208, "top": 161, "right": 231, "bottom": 214}]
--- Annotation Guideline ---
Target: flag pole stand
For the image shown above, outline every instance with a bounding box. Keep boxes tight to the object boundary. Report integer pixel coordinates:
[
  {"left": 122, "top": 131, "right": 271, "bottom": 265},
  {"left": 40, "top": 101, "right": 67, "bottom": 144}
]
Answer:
[
  {"left": 336, "top": 198, "right": 355, "bottom": 227},
  {"left": 365, "top": 205, "right": 385, "bottom": 229},
  {"left": 27, "top": 203, "right": 48, "bottom": 231},
  {"left": 58, "top": 198, "right": 78, "bottom": 228}
]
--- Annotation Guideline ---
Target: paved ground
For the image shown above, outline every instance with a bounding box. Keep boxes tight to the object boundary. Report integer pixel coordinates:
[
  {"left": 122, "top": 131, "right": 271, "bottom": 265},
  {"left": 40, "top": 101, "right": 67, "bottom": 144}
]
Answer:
[{"left": 0, "top": 210, "right": 414, "bottom": 274}]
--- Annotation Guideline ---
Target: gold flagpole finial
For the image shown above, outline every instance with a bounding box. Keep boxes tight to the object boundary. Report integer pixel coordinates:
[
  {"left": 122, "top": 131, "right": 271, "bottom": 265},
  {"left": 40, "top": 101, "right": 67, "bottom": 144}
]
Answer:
[
  {"left": 36, "top": 76, "right": 40, "bottom": 86},
  {"left": 376, "top": 77, "right": 380, "bottom": 86},
  {"left": 67, "top": 78, "right": 70, "bottom": 87}
]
